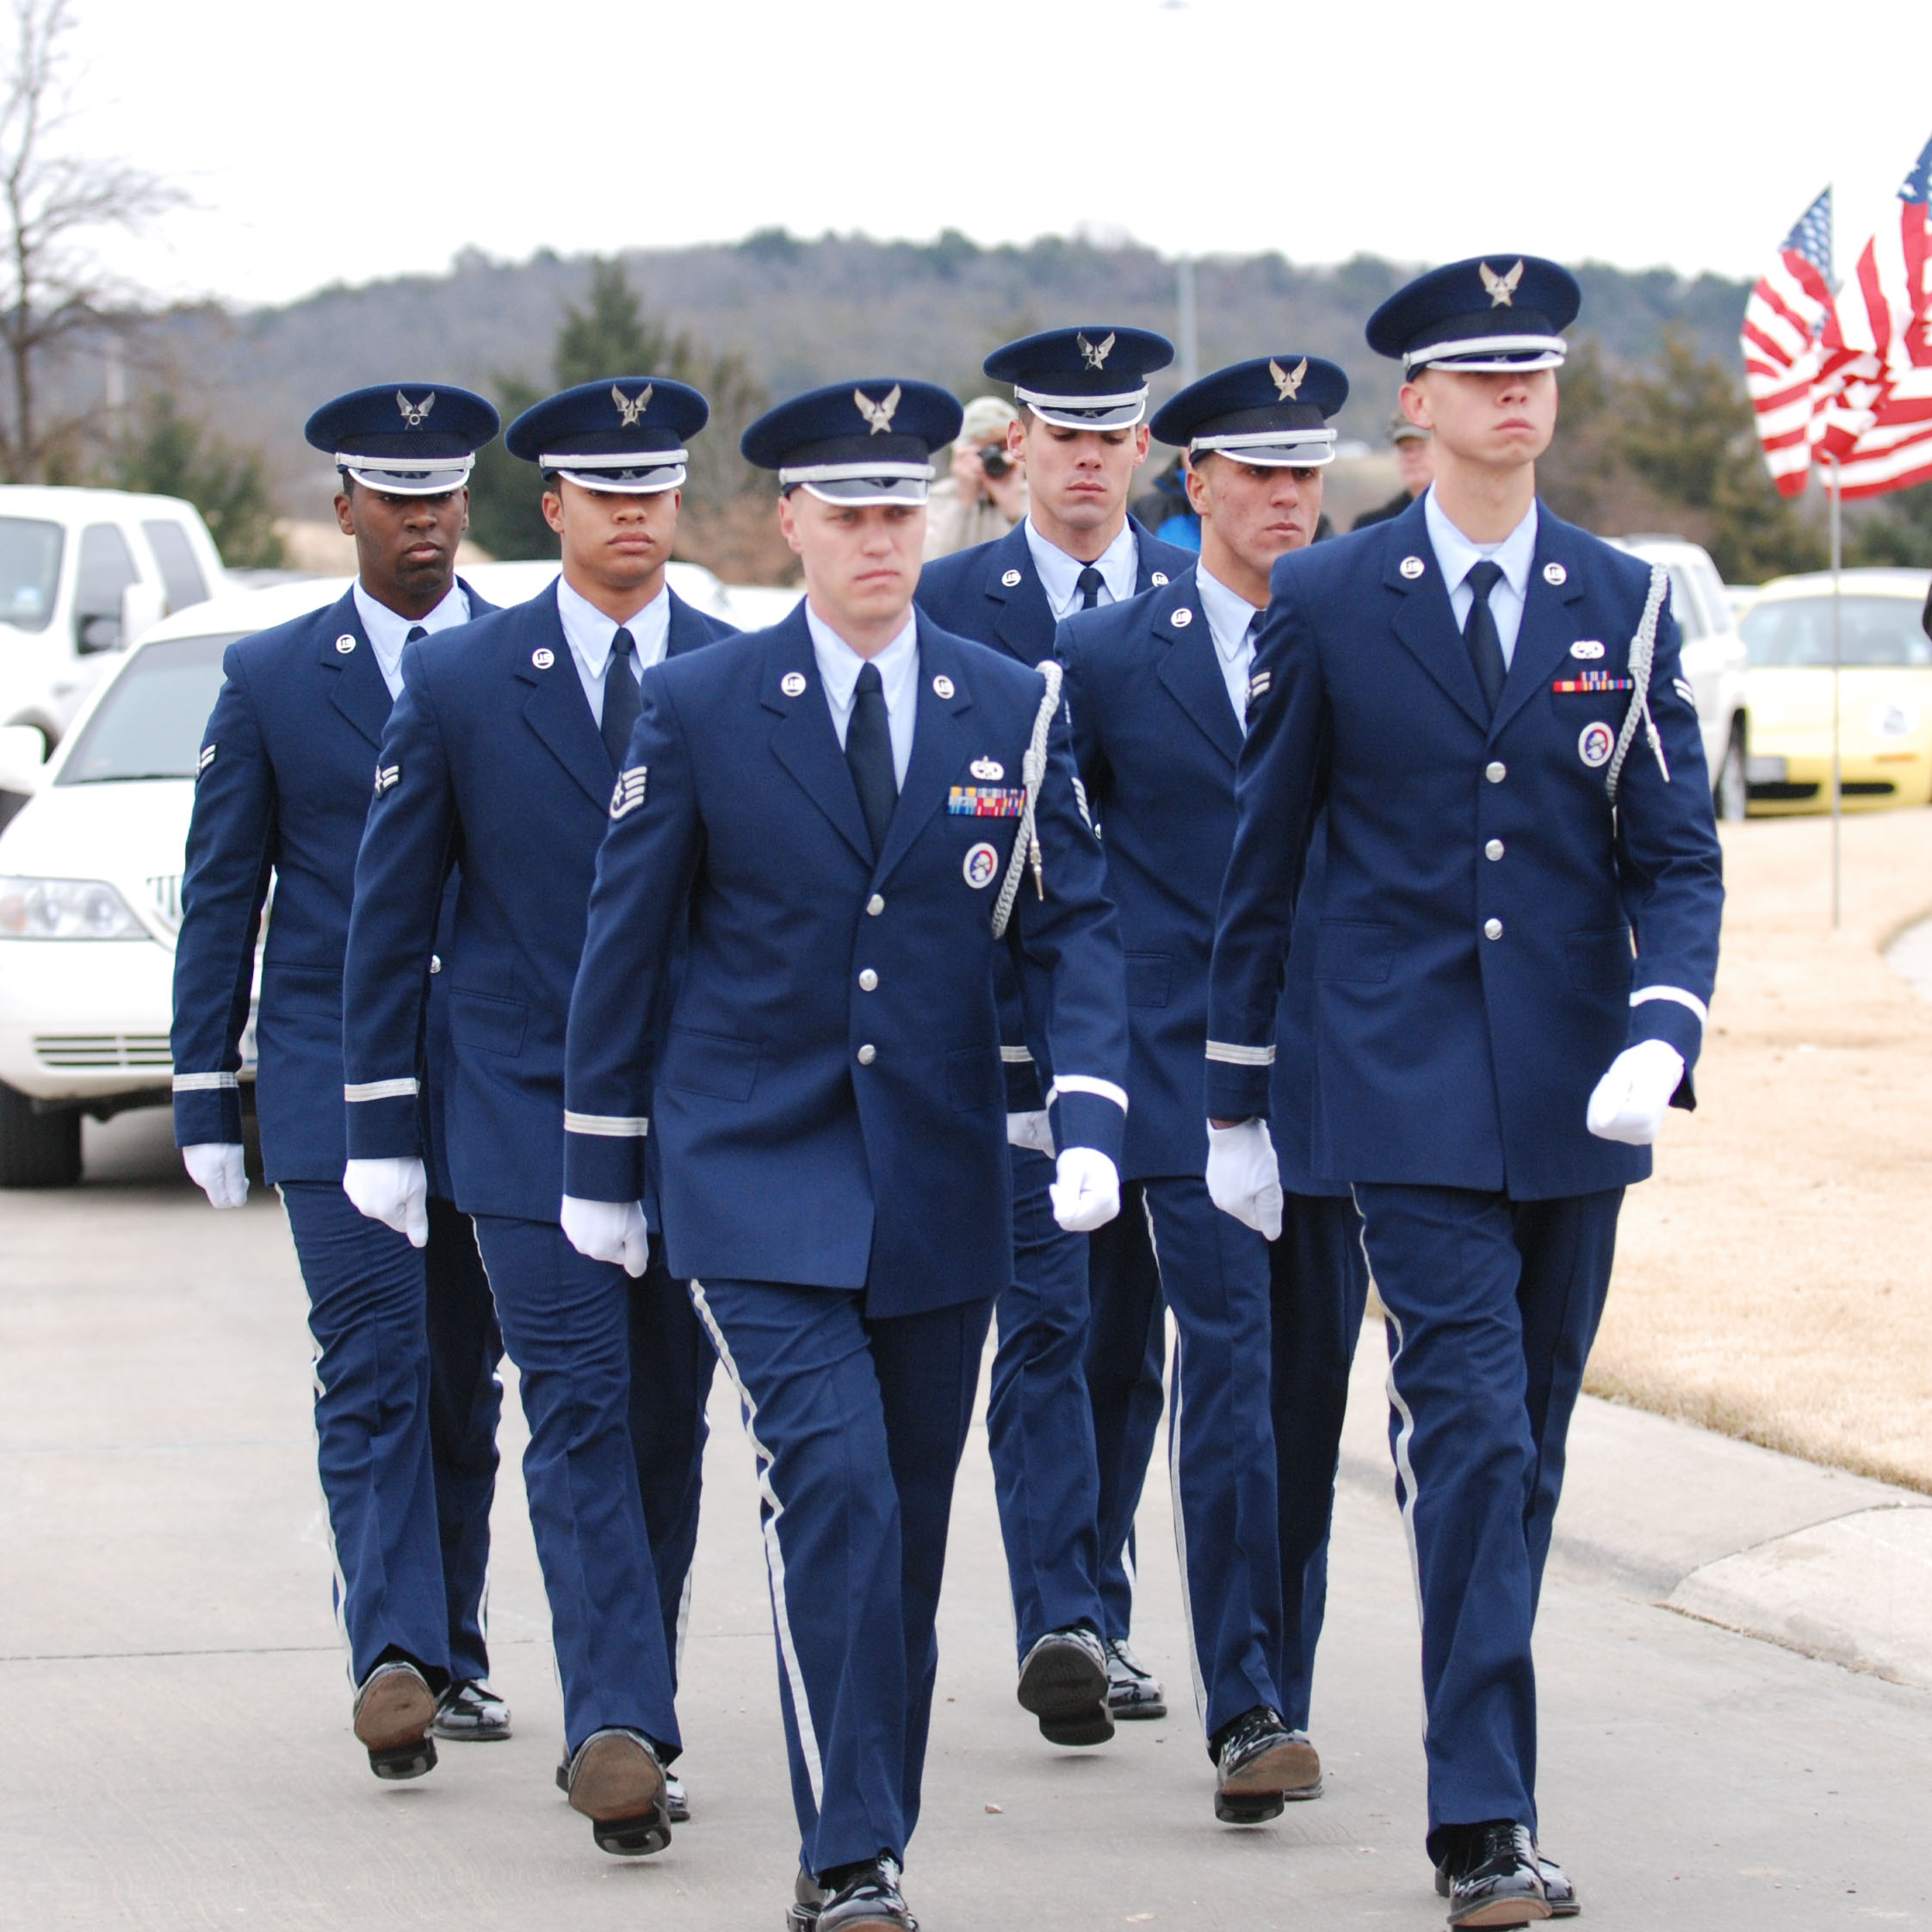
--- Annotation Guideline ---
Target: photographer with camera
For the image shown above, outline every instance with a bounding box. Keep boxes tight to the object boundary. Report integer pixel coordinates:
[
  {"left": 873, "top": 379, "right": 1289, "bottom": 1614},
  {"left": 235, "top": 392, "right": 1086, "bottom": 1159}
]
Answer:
[{"left": 922, "top": 394, "right": 1029, "bottom": 559}]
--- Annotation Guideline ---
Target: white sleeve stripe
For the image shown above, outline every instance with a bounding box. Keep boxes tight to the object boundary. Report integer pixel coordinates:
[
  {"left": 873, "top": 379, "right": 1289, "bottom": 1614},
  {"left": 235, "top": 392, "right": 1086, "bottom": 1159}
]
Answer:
[
  {"left": 1046, "top": 1075, "right": 1128, "bottom": 1114},
  {"left": 1631, "top": 986, "right": 1708, "bottom": 1026},
  {"left": 172, "top": 1071, "right": 239, "bottom": 1093},
  {"left": 344, "top": 1077, "right": 419, "bottom": 1103},
  {"left": 1000, "top": 1045, "right": 1035, "bottom": 1064},
  {"left": 564, "top": 1111, "right": 651, "bottom": 1138},
  {"left": 1205, "top": 1040, "right": 1276, "bottom": 1067}
]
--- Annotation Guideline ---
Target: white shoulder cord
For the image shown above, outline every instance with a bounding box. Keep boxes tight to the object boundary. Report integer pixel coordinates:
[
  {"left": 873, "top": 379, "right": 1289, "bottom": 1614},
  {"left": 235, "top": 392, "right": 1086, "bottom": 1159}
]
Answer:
[
  {"left": 1605, "top": 562, "right": 1671, "bottom": 808},
  {"left": 992, "top": 659, "right": 1063, "bottom": 940}
]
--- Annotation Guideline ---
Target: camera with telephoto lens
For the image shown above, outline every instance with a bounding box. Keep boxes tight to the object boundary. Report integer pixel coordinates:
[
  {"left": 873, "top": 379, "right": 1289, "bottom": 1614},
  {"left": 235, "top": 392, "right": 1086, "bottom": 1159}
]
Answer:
[{"left": 979, "top": 443, "right": 1012, "bottom": 478}]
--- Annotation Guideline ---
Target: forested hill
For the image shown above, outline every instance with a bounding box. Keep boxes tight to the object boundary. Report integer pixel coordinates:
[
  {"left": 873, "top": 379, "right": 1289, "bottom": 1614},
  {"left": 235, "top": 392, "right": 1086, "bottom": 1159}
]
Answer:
[{"left": 147, "top": 232, "right": 1752, "bottom": 512}]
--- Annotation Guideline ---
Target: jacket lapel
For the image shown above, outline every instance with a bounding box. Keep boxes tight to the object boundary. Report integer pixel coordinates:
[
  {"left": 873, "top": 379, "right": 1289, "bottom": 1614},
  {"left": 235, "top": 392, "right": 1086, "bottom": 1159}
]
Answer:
[
  {"left": 454, "top": 573, "right": 498, "bottom": 619},
  {"left": 979, "top": 526, "right": 1057, "bottom": 666},
  {"left": 513, "top": 585, "right": 616, "bottom": 808},
  {"left": 874, "top": 622, "right": 971, "bottom": 886},
  {"left": 1381, "top": 499, "right": 1489, "bottom": 733},
  {"left": 316, "top": 589, "right": 392, "bottom": 749},
  {"left": 665, "top": 588, "right": 712, "bottom": 659},
  {"left": 1489, "top": 509, "right": 1588, "bottom": 740},
  {"left": 1153, "top": 572, "right": 1243, "bottom": 765},
  {"left": 1129, "top": 515, "right": 1181, "bottom": 593},
  {"left": 761, "top": 606, "right": 874, "bottom": 867}
]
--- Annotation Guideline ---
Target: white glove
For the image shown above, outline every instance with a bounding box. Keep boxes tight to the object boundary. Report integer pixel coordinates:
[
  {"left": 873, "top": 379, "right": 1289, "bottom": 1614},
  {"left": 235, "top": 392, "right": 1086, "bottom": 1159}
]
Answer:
[
  {"left": 1586, "top": 1040, "right": 1687, "bottom": 1146},
  {"left": 560, "top": 1195, "right": 651, "bottom": 1278},
  {"left": 343, "top": 1156, "right": 429, "bottom": 1248},
  {"left": 1050, "top": 1147, "right": 1120, "bottom": 1232},
  {"left": 1006, "top": 1110, "right": 1056, "bottom": 1157},
  {"left": 1206, "top": 1119, "right": 1284, "bottom": 1241},
  {"left": 182, "top": 1142, "right": 248, "bottom": 1211}
]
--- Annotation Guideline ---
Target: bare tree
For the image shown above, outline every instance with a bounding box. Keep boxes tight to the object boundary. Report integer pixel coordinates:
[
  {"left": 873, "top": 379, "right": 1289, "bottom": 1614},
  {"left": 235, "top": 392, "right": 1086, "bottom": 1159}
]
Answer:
[{"left": 0, "top": 0, "right": 179, "bottom": 481}]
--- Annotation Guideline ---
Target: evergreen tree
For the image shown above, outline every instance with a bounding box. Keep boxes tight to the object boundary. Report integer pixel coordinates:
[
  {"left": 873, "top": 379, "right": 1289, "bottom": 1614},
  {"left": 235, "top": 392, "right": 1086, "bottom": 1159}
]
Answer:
[{"left": 104, "top": 390, "right": 286, "bottom": 569}]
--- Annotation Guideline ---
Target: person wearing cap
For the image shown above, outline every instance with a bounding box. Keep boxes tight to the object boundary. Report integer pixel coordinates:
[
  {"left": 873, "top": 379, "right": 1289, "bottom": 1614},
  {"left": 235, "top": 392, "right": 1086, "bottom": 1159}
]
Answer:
[
  {"left": 922, "top": 394, "right": 1028, "bottom": 560},
  {"left": 1352, "top": 413, "right": 1436, "bottom": 530},
  {"left": 915, "top": 326, "right": 1192, "bottom": 1742},
  {"left": 170, "top": 384, "right": 507, "bottom": 1780},
  {"left": 1056, "top": 353, "right": 1365, "bottom": 1825},
  {"left": 559, "top": 378, "right": 1130, "bottom": 1932},
  {"left": 339, "top": 377, "right": 734, "bottom": 1855},
  {"left": 1207, "top": 258, "right": 1723, "bottom": 1924}
]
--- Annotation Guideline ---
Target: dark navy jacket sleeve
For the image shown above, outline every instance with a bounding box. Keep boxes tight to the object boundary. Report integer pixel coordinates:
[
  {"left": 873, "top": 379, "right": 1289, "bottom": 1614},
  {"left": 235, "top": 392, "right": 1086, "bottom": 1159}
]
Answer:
[
  {"left": 340, "top": 660, "right": 457, "bottom": 1161},
  {"left": 170, "top": 645, "right": 274, "bottom": 1148}
]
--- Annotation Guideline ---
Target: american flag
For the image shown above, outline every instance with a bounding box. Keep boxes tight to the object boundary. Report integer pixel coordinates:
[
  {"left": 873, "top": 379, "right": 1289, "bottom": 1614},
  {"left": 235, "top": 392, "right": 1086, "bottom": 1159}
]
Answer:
[{"left": 1741, "top": 188, "right": 1836, "bottom": 497}]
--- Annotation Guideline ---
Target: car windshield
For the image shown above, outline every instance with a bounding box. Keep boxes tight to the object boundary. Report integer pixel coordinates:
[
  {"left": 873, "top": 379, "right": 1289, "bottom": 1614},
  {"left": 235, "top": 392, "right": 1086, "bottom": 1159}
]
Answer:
[
  {"left": 0, "top": 517, "right": 64, "bottom": 632},
  {"left": 1741, "top": 594, "right": 1932, "bottom": 669},
  {"left": 54, "top": 632, "right": 239, "bottom": 784}
]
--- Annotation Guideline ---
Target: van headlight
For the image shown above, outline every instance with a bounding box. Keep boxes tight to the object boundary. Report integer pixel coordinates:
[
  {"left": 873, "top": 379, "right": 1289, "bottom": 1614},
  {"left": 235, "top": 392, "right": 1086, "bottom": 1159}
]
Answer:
[
  {"left": 0, "top": 876, "right": 148, "bottom": 938},
  {"left": 1872, "top": 700, "right": 1920, "bottom": 739}
]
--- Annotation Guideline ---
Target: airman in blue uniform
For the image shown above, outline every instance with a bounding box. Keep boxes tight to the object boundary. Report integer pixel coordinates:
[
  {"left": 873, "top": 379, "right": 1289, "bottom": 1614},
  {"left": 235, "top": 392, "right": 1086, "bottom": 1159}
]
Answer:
[
  {"left": 560, "top": 378, "right": 1130, "bottom": 1932},
  {"left": 915, "top": 325, "right": 1192, "bottom": 1738},
  {"left": 170, "top": 383, "right": 507, "bottom": 1779},
  {"left": 339, "top": 377, "right": 734, "bottom": 1855},
  {"left": 1207, "top": 258, "right": 1724, "bottom": 1925},
  {"left": 1057, "top": 352, "right": 1367, "bottom": 1822}
]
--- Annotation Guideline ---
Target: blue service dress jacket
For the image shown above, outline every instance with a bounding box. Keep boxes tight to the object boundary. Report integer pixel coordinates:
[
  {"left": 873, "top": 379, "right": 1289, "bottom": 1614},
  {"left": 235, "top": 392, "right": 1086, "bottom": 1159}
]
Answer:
[
  {"left": 340, "top": 583, "right": 734, "bottom": 1223},
  {"left": 1207, "top": 496, "right": 1724, "bottom": 1200},
  {"left": 560, "top": 605, "right": 1130, "bottom": 1319},
  {"left": 1056, "top": 565, "right": 1345, "bottom": 1198},
  {"left": 170, "top": 580, "right": 497, "bottom": 1185}
]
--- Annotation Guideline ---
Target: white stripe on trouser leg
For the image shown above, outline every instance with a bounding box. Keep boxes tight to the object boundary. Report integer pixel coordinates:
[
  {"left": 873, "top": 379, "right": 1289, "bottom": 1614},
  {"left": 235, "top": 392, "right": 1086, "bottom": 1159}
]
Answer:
[
  {"left": 288, "top": 1187, "right": 356, "bottom": 1683},
  {"left": 677, "top": 1568, "right": 694, "bottom": 1675},
  {"left": 685, "top": 1279, "right": 825, "bottom": 1806},
  {"left": 1143, "top": 1196, "right": 1208, "bottom": 1727}
]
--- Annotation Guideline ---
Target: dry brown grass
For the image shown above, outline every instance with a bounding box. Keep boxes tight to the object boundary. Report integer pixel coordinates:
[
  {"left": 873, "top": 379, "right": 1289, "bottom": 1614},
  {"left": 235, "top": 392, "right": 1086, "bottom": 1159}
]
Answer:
[{"left": 1589, "top": 808, "right": 1932, "bottom": 1492}]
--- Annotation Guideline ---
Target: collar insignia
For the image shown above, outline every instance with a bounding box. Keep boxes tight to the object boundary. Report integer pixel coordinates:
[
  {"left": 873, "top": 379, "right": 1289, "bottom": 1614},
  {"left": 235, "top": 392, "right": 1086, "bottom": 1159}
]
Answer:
[
  {"left": 1269, "top": 356, "right": 1308, "bottom": 400},
  {"left": 396, "top": 390, "right": 436, "bottom": 428},
  {"left": 854, "top": 384, "right": 901, "bottom": 435},
  {"left": 611, "top": 384, "right": 653, "bottom": 427},
  {"left": 1076, "top": 331, "right": 1116, "bottom": 370},
  {"left": 1480, "top": 260, "right": 1524, "bottom": 307}
]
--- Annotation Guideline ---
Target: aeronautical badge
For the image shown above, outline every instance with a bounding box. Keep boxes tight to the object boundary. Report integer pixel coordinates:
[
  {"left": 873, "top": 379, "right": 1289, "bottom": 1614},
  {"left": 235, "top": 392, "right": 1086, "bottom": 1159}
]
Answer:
[
  {"left": 1001, "top": 568, "right": 1023, "bottom": 587},
  {"left": 1076, "top": 331, "right": 1116, "bottom": 370},
  {"left": 396, "top": 390, "right": 435, "bottom": 428},
  {"left": 610, "top": 765, "right": 647, "bottom": 819},
  {"left": 336, "top": 635, "right": 356, "bottom": 653},
  {"left": 1570, "top": 639, "right": 1604, "bottom": 659},
  {"left": 1543, "top": 561, "right": 1568, "bottom": 586},
  {"left": 963, "top": 841, "right": 1000, "bottom": 889},
  {"left": 532, "top": 647, "right": 555, "bottom": 669},
  {"left": 1481, "top": 260, "right": 1524, "bottom": 307},
  {"left": 1171, "top": 606, "right": 1193, "bottom": 628},
  {"left": 196, "top": 744, "right": 216, "bottom": 778},
  {"left": 781, "top": 670, "right": 807, "bottom": 697},
  {"left": 854, "top": 384, "right": 902, "bottom": 434},
  {"left": 374, "top": 764, "right": 399, "bottom": 796},
  {"left": 970, "top": 756, "right": 1005, "bottom": 782},
  {"left": 1577, "top": 721, "right": 1615, "bottom": 769},
  {"left": 1150, "top": 572, "right": 1168, "bottom": 586},
  {"left": 1399, "top": 555, "right": 1425, "bottom": 579},
  {"left": 932, "top": 674, "right": 956, "bottom": 699},
  {"left": 611, "top": 383, "right": 652, "bottom": 426}
]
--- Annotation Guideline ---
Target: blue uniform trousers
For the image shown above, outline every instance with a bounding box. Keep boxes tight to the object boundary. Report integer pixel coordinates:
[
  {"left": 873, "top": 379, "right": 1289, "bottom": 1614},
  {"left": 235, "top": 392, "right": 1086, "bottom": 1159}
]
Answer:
[
  {"left": 987, "top": 1145, "right": 1105, "bottom": 1658},
  {"left": 1086, "top": 1186, "right": 1167, "bottom": 1642},
  {"left": 1353, "top": 1183, "right": 1622, "bottom": 1859},
  {"left": 1142, "top": 1176, "right": 1284, "bottom": 1738},
  {"left": 422, "top": 1198, "right": 503, "bottom": 1686},
  {"left": 689, "top": 1279, "right": 992, "bottom": 1880},
  {"left": 1267, "top": 1192, "right": 1372, "bottom": 1734},
  {"left": 281, "top": 1182, "right": 449, "bottom": 1687},
  {"left": 470, "top": 1216, "right": 682, "bottom": 1759}
]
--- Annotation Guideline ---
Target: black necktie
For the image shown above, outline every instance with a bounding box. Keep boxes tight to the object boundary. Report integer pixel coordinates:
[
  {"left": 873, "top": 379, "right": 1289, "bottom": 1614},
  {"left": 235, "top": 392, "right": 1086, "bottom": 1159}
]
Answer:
[
  {"left": 1076, "top": 566, "right": 1105, "bottom": 610},
  {"left": 846, "top": 660, "right": 897, "bottom": 857},
  {"left": 601, "top": 626, "right": 640, "bottom": 768},
  {"left": 1463, "top": 560, "right": 1508, "bottom": 716},
  {"left": 405, "top": 624, "right": 427, "bottom": 645}
]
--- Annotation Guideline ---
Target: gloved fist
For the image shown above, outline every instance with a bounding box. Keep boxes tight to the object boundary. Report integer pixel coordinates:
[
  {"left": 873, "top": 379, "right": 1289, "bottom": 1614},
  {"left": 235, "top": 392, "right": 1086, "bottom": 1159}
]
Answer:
[
  {"left": 560, "top": 1195, "right": 651, "bottom": 1278},
  {"left": 1006, "top": 1110, "right": 1056, "bottom": 1157},
  {"left": 183, "top": 1142, "right": 248, "bottom": 1211},
  {"left": 1586, "top": 1039, "right": 1687, "bottom": 1146},
  {"left": 343, "top": 1156, "right": 429, "bottom": 1247},
  {"left": 1206, "top": 1118, "right": 1284, "bottom": 1241},
  {"left": 1050, "top": 1146, "right": 1119, "bottom": 1232}
]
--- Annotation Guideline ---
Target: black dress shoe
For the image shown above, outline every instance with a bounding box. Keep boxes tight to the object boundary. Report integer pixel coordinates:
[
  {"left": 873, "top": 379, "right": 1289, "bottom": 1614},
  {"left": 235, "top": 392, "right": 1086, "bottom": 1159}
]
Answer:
[
  {"left": 433, "top": 1679, "right": 511, "bottom": 1741},
  {"left": 1016, "top": 1626, "right": 1113, "bottom": 1747},
  {"left": 1438, "top": 1820, "right": 1551, "bottom": 1927},
  {"left": 1212, "top": 1705, "right": 1320, "bottom": 1824},
  {"left": 351, "top": 1659, "right": 437, "bottom": 1780},
  {"left": 558, "top": 1754, "right": 689, "bottom": 1821},
  {"left": 564, "top": 1728, "right": 672, "bottom": 1856},
  {"left": 1105, "top": 1638, "right": 1167, "bottom": 1719},
  {"left": 1438, "top": 1849, "right": 1576, "bottom": 1918},
  {"left": 815, "top": 1857, "right": 917, "bottom": 1931},
  {"left": 786, "top": 1867, "right": 831, "bottom": 1932}
]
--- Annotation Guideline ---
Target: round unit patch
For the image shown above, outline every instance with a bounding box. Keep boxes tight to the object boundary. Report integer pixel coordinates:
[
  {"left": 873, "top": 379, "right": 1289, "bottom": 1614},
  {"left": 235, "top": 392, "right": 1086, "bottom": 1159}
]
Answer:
[
  {"left": 933, "top": 675, "right": 956, "bottom": 700},
  {"left": 1544, "top": 561, "right": 1568, "bottom": 585},
  {"left": 1399, "top": 555, "right": 1425, "bottom": 579},
  {"left": 1150, "top": 572, "right": 1169, "bottom": 586},
  {"left": 336, "top": 635, "right": 357, "bottom": 653},
  {"left": 1171, "top": 606, "right": 1192, "bottom": 628},
  {"left": 532, "top": 647, "right": 555, "bottom": 669},
  {"left": 1577, "top": 721, "right": 1615, "bottom": 768},
  {"left": 1001, "top": 569, "right": 1024, "bottom": 587},
  {"left": 781, "top": 670, "right": 808, "bottom": 697},
  {"left": 963, "top": 841, "right": 999, "bottom": 889}
]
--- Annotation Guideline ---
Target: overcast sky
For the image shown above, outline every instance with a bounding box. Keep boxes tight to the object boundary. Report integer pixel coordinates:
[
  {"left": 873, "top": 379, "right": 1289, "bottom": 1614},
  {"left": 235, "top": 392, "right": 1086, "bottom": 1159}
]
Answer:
[{"left": 59, "top": 0, "right": 1932, "bottom": 309}]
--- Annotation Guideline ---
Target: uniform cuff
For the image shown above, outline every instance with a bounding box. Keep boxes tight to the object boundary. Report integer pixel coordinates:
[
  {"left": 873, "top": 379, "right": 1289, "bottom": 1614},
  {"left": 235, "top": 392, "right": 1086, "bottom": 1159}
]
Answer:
[
  {"left": 173, "top": 1086, "right": 243, "bottom": 1149},
  {"left": 344, "top": 1093, "right": 424, "bottom": 1160},
  {"left": 1627, "top": 988, "right": 1705, "bottom": 1073},
  {"left": 563, "top": 1127, "right": 647, "bottom": 1204},
  {"left": 1001, "top": 1043, "right": 1046, "bottom": 1112},
  {"left": 1047, "top": 1087, "right": 1124, "bottom": 1167},
  {"left": 1205, "top": 1060, "right": 1272, "bottom": 1124}
]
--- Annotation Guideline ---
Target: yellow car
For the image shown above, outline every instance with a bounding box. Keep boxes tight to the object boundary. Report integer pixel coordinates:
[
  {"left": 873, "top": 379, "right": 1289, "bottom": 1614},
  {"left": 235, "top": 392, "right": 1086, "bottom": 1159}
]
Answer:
[{"left": 1738, "top": 568, "right": 1932, "bottom": 814}]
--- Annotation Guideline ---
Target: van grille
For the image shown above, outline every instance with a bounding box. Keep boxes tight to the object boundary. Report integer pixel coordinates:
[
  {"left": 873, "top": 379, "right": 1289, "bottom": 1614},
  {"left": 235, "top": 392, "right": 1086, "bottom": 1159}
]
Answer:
[
  {"left": 34, "top": 1033, "right": 174, "bottom": 1069},
  {"left": 146, "top": 874, "right": 184, "bottom": 932}
]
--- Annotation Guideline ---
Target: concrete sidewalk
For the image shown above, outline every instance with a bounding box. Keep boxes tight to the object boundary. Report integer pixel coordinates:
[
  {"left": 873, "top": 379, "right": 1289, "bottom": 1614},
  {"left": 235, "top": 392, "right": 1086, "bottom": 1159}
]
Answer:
[{"left": 1, "top": 1112, "right": 1927, "bottom": 1929}]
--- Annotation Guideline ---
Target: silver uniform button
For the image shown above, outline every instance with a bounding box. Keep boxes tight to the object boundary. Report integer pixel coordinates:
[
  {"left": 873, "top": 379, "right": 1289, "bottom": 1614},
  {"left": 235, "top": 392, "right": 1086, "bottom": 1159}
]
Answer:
[
  {"left": 858, "top": 969, "right": 878, "bottom": 992},
  {"left": 430, "top": 954, "right": 442, "bottom": 974},
  {"left": 1484, "top": 918, "right": 1504, "bottom": 940},
  {"left": 857, "top": 1043, "right": 877, "bottom": 1066},
  {"left": 1485, "top": 760, "right": 1507, "bottom": 783},
  {"left": 865, "top": 895, "right": 884, "bottom": 916},
  {"left": 1485, "top": 839, "right": 1504, "bottom": 861}
]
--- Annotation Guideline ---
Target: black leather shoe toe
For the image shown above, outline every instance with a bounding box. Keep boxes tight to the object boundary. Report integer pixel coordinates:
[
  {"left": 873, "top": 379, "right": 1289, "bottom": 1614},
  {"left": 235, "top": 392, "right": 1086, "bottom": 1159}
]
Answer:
[
  {"left": 1213, "top": 1706, "right": 1318, "bottom": 1824},
  {"left": 816, "top": 1857, "right": 916, "bottom": 1931},
  {"left": 1440, "top": 1820, "right": 1551, "bottom": 1926}
]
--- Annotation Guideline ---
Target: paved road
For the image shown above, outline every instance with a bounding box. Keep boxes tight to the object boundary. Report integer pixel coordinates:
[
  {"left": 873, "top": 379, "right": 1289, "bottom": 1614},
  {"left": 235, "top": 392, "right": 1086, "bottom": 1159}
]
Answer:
[{"left": 2, "top": 1111, "right": 1927, "bottom": 1929}]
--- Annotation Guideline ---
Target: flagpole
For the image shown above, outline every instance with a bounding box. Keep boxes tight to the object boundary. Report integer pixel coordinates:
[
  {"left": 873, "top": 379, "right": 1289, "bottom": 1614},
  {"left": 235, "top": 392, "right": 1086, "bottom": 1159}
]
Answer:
[{"left": 1829, "top": 456, "right": 1842, "bottom": 930}]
